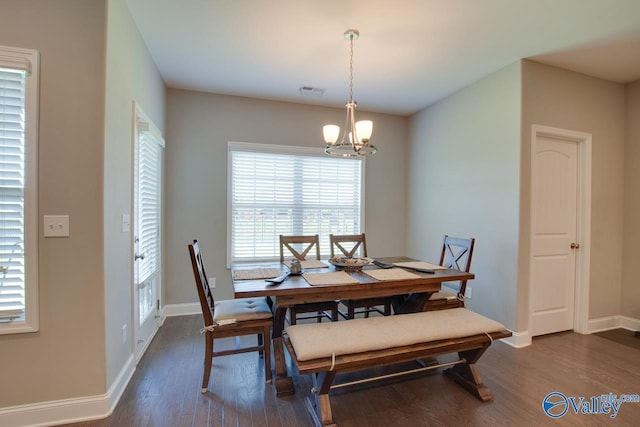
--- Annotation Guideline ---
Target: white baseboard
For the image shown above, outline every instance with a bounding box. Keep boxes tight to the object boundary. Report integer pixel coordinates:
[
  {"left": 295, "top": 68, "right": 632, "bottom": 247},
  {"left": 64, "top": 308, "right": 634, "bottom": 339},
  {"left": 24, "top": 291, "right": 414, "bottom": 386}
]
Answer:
[
  {"left": 504, "top": 315, "right": 640, "bottom": 351},
  {"left": 0, "top": 395, "right": 110, "bottom": 427},
  {"left": 588, "top": 315, "right": 640, "bottom": 333},
  {"left": 617, "top": 315, "right": 640, "bottom": 332},
  {"left": 0, "top": 355, "right": 134, "bottom": 427},
  {"left": 163, "top": 302, "right": 200, "bottom": 317},
  {"left": 500, "top": 330, "right": 532, "bottom": 348},
  {"left": 108, "top": 354, "right": 136, "bottom": 413}
]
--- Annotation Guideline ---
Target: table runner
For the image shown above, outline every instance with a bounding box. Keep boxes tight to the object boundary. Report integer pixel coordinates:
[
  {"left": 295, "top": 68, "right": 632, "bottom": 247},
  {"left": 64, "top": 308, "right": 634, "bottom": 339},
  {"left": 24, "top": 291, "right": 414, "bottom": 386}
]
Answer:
[
  {"left": 299, "top": 260, "right": 329, "bottom": 269},
  {"left": 302, "top": 271, "right": 359, "bottom": 286},
  {"left": 364, "top": 268, "right": 421, "bottom": 281},
  {"left": 233, "top": 268, "right": 282, "bottom": 280},
  {"left": 393, "top": 261, "right": 447, "bottom": 270}
]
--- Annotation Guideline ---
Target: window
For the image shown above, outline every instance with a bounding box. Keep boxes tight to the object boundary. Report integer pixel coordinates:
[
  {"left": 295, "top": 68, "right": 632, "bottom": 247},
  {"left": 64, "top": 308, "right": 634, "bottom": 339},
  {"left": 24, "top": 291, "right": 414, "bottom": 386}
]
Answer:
[
  {"left": 228, "top": 142, "right": 364, "bottom": 264},
  {"left": 0, "top": 46, "right": 39, "bottom": 334}
]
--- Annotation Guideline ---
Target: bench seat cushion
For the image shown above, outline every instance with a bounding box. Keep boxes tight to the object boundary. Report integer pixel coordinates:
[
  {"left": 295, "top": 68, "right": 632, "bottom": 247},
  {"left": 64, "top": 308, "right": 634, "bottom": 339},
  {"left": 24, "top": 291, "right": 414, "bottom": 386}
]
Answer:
[{"left": 286, "top": 308, "right": 506, "bottom": 361}]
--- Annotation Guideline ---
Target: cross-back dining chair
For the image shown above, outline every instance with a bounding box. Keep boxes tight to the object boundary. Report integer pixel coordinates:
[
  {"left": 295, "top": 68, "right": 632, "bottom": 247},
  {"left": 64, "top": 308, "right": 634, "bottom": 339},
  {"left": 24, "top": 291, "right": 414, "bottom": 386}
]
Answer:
[
  {"left": 279, "top": 234, "right": 339, "bottom": 325},
  {"left": 423, "top": 235, "right": 475, "bottom": 311},
  {"left": 188, "top": 240, "right": 273, "bottom": 393},
  {"left": 330, "top": 233, "right": 392, "bottom": 319}
]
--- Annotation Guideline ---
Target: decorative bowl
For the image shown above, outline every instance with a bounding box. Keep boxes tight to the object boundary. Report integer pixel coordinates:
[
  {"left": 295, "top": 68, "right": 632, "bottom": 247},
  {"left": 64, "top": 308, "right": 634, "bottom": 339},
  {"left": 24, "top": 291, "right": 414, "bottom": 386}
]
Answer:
[{"left": 328, "top": 256, "right": 370, "bottom": 272}]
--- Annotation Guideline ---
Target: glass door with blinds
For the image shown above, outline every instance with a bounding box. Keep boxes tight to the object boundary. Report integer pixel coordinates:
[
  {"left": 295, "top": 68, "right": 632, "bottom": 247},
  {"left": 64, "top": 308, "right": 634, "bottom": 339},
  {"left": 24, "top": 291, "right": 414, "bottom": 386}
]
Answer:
[{"left": 133, "top": 104, "right": 163, "bottom": 360}]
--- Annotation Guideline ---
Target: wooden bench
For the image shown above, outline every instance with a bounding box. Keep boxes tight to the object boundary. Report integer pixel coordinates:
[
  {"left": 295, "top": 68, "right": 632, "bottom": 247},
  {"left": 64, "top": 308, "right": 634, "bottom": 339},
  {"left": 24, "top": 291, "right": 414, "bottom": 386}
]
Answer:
[{"left": 284, "top": 308, "right": 512, "bottom": 427}]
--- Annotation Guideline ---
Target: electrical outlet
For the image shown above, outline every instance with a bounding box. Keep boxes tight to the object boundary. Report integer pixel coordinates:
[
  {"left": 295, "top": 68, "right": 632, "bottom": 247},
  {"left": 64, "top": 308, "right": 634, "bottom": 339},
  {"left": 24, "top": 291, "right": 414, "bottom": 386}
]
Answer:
[
  {"left": 466, "top": 286, "right": 473, "bottom": 299},
  {"left": 121, "top": 324, "right": 127, "bottom": 344},
  {"left": 209, "top": 277, "right": 216, "bottom": 288}
]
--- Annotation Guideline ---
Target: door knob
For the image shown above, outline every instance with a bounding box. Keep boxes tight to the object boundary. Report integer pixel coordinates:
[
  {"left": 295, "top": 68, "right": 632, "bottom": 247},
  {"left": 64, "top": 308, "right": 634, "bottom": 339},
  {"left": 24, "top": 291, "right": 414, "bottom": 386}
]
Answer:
[{"left": 570, "top": 242, "right": 580, "bottom": 249}]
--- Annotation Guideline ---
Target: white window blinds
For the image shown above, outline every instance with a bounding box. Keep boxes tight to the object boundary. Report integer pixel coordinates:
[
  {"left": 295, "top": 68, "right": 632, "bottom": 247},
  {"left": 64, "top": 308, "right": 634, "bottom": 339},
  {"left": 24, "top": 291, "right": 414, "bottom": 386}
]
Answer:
[
  {"left": 228, "top": 142, "right": 364, "bottom": 264},
  {"left": 134, "top": 126, "right": 162, "bottom": 285},
  {"left": 0, "top": 45, "right": 38, "bottom": 334}
]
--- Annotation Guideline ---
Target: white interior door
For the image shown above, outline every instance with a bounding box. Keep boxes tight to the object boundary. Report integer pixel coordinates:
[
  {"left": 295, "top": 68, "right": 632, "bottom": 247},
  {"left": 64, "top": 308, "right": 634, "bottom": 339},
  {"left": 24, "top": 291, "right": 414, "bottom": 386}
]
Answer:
[
  {"left": 530, "top": 135, "right": 579, "bottom": 337},
  {"left": 133, "top": 104, "right": 164, "bottom": 360}
]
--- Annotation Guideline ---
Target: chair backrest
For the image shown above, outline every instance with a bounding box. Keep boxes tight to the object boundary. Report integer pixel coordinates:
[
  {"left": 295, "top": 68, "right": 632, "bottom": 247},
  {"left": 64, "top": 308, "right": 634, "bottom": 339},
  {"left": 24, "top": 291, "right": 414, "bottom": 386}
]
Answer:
[
  {"left": 279, "top": 235, "right": 321, "bottom": 262},
  {"left": 329, "top": 233, "right": 368, "bottom": 258},
  {"left": 188, "top": 240, "right": 215, "bottom": 326},
  {"left": 438, "top": 235, "right": 475, "bottom": 297}
]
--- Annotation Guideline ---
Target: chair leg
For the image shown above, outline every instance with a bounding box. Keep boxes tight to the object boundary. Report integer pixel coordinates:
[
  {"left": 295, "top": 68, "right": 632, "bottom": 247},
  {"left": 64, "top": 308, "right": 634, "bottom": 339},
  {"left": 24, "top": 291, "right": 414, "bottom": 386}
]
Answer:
[
  {"left": 289, "top": 308, "right": 297, "bottom": 325},
  {"left": 258, "top": 333, "right": 264, "bottom": 358},
  {"left": 331, "top": 306, "right": 339, "bottom": 322},
  {"left": 384, "top": 301, "right": 391, "bottom": 316},
  {"left": 348, "top": 304, "right": 355, "bottom": 320},
  {"left": 201, "top": 333, "right": 213, "bottom": 393},
  {"left": 263, "top": 328, "right": 272, "bottom": 383},
  {"left": 364, "top": 306, "right": 371, "bottom": 318}
]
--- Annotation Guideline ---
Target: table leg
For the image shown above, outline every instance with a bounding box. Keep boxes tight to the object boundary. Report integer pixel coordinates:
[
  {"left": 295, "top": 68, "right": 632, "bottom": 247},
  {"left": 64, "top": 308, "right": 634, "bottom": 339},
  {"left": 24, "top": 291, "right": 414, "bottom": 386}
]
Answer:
[
  {"left": 393, "top": 292, "right": 433, "bottom": 314},
  {"left": 272, "top": 303, "right": 295, "bottom": 396}
]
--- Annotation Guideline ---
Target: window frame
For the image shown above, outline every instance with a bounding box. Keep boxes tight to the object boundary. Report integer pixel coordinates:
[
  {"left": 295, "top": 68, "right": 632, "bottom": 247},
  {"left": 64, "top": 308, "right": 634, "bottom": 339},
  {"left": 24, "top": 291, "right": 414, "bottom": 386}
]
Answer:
[
  {"left": 0, "top": 45, "right": 39, "bottom": 335},
  {"left": 226, "top": 141, "right": 366, "bottom": 266}
]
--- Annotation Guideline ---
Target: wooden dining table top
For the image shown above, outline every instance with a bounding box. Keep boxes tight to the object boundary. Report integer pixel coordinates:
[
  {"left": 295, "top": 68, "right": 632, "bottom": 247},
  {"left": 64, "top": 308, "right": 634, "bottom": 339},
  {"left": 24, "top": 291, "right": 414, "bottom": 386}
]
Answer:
[{"left": 232, "top": 256, "right": 474, "bottom": 305}]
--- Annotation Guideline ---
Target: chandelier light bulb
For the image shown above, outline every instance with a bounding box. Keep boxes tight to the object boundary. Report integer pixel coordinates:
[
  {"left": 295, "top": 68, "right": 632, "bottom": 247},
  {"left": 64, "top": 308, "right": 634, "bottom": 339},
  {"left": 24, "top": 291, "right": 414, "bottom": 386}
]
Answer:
[
  {"left": 355, "top": 120, "right": 373, "bottom": 142},
  {"left": 323, "top": 125, "right": 340, "bottom": 144}
]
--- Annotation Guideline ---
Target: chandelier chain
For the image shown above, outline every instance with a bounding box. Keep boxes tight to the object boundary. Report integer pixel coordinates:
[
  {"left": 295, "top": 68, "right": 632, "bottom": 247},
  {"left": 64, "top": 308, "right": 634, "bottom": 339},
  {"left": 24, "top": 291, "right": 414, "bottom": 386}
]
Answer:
[{"left": 349, "top": 34, "right": 354, "bottom": 102}]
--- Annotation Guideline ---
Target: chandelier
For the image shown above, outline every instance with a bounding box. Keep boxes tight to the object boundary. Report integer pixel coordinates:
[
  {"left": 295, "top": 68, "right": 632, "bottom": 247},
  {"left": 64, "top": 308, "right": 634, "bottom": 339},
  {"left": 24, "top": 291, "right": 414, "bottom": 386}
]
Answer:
[{"left": 323, "top": 29, "right": 377, "bottom": 157}]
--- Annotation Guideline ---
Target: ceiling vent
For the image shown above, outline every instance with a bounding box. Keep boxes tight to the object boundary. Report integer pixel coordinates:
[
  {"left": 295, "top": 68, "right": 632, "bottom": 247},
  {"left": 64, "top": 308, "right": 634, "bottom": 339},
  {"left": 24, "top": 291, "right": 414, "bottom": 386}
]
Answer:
[{"left": 299, "top": 86, "right": 325, "bottom": 97}]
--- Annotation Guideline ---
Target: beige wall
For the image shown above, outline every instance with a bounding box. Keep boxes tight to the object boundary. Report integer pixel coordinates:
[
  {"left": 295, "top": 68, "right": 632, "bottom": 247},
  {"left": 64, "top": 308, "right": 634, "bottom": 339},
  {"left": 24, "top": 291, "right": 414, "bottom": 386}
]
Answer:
[
  {"left": 0, "top": 0, "right": 107, "bottom": 407},
  {"left": 408, "top": 60, "right": 628, "bottom": 334},
  {"left": 623, "top": 80, "right": 640, "bottom": 318},
  {"left": 104, "top": 0, "right": 165, "bottom": 388},
  {"left": 165, "top": 89, "right": 408, "bottom": 303},
  {"left": 521, "top": 60, "right": 625, "bottom": 325},
  {"left": 407, "top": 62, "right": 522, "bottom": 330},
  {"left": 0, "top": 0, "right": 165, "bottom": 413}
]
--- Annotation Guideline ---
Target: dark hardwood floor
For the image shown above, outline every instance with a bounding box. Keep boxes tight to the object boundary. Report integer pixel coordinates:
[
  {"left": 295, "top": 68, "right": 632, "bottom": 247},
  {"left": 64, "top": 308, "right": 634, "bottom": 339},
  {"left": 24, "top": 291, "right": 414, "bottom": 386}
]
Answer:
[
  {"left": 594, "top": 328, "right": 640, "bottom": 351},
  {"left": 59, "top": 316, "right": 640, "bottom": 427}
]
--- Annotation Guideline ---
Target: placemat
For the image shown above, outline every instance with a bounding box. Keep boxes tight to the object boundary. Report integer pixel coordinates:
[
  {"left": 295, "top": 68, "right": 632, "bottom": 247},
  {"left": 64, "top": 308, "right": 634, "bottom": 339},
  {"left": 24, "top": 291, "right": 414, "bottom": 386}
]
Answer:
[
  {"left": 233, "top": 268, "right": 282, "bottom": 280},
  {"left": 302, "top": 271, "right": 359, "bottom": 286},
  {"left": 300, "top": 260, "right": 329, "bottom": 269},
  {"left": 393, "top": 261, "right": 447, "bottom": 270},
  {"left": 364, "top": 268, "right": 421, "bottom": 281}
]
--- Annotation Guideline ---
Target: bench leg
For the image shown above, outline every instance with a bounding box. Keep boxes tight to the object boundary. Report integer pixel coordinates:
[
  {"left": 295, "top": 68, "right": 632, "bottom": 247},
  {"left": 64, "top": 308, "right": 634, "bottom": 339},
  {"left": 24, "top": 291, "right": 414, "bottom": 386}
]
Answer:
[
  {"left": 443, "top": 344, "right": 493, "bottom": 402},
  {"left": 306, "top": 371, "right": 337, "bottom": 427}
]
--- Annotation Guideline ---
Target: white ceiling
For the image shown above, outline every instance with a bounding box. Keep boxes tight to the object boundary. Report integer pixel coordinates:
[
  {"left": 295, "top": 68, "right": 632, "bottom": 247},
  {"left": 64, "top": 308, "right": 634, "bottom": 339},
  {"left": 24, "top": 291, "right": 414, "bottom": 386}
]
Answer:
[{"left": 125, "top": 0, "right": 640, "bottom": 116}]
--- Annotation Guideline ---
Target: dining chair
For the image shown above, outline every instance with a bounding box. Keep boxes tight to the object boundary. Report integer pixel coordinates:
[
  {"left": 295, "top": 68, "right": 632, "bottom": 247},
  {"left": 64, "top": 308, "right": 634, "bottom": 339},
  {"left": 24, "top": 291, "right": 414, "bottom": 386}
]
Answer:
[
  {"left": 280, "top": 234, "right": 339, "bottom": 325},
  {"left": 330, "top": 233, "right": 392, "bottom": 319},
  {"left": 423, "top": 235, "right": 475, "bottom": 311},
  {"left": 188, "top": 240, "right": 273, "bottom": 392}
]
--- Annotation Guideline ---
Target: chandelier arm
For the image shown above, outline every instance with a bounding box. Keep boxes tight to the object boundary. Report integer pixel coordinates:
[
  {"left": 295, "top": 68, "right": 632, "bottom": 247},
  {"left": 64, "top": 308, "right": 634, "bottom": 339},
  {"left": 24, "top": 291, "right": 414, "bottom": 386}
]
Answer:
[
  {"left": 339, "top": 102, "right": 351, "bottom": 147},
  {"left": 349, "top": 102, "right": 360, "bottom": 152}
]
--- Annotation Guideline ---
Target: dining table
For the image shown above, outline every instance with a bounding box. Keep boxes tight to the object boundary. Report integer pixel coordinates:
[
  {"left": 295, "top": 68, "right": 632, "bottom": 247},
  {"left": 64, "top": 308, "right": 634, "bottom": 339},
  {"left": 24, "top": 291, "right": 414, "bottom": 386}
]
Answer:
[{"left": 232, "top": 256, "right": 475, "bottom": 396}]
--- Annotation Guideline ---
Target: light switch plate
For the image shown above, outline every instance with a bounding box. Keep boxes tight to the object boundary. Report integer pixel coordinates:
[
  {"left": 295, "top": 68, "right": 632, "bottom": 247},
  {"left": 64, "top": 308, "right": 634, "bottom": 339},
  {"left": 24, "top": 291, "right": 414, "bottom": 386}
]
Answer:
[
  {"left": 44, "top": 215, "right": 70, "bottom": 237},
  {"left": 121, "top": 213, "right": 130, "bottom": 233}
]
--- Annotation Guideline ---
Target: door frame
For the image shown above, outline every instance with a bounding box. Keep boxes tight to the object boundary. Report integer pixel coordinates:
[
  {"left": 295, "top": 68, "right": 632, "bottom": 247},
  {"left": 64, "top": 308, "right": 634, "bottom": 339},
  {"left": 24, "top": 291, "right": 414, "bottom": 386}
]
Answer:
[
  {"left": 131, "top": 101, "right": 163, "bottom": 362},
  {"left": 529, "top": 125, "right": 591, "bottom": 335}
]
